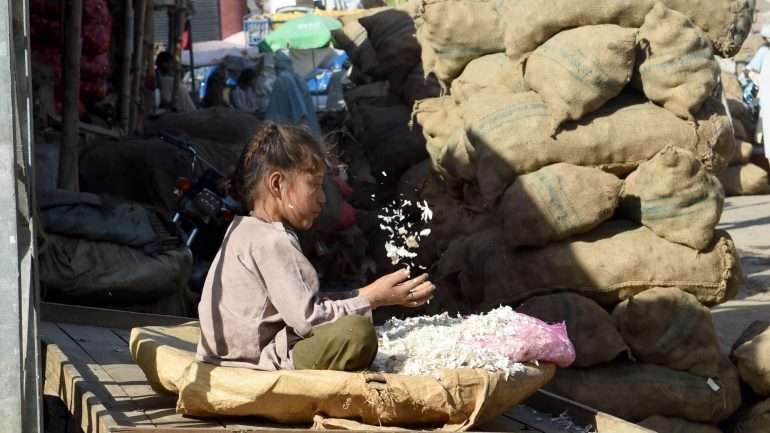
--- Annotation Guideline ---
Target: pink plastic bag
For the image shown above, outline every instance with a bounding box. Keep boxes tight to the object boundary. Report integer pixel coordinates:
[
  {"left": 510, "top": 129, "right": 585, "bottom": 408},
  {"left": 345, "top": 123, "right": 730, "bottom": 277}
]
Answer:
[{"left": 466, "top": 313, "right": 576, "bottom": 368}]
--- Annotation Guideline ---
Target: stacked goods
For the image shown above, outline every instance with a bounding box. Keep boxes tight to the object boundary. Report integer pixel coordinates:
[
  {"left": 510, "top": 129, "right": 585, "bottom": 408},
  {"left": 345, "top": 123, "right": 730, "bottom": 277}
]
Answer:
[
  {"left": 334, "top": 6, "right": 440, "bottom": 107},
  {"left": 717, "top": 163, "right": 770, "bottom": 196},
  {"left": 368, "top": 0, "right": 754, "bottom": 425},
  {"left": 728, "top": 322, "right": 770, "bottom": 433},
  {"left": 30, "top": 0, "right": 113, "bottom": 110}
]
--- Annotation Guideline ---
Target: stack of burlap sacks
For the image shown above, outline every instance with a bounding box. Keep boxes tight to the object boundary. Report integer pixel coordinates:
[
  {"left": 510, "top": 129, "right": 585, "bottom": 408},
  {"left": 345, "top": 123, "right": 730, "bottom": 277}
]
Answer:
[
  {"left": 719, "top": 43, "right": 770, "bottom": 196},
  {"left": 334, "top": 5, "right": 441, "bottom": 194},
  {"left": 391, "top": 0, "right": 760, "bottom": 431}
]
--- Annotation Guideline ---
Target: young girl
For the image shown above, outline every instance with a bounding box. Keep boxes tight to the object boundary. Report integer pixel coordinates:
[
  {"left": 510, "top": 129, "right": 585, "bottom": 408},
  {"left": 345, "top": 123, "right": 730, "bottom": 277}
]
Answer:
[{"left": 196, "top": 123, "right": 435, "bottom": 371}]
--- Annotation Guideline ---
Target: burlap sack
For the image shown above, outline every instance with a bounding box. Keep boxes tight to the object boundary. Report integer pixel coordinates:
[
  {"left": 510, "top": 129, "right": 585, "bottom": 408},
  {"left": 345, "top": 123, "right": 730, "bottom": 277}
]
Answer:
[
  {"left": 613, "top": 287, "right": 722, "bottom": 378},
  {"left": 499, "top": 163, "right": 622, "bottom": 247},
  {"left": 733, "top": 398, "right": 770, "bottom": 433},
  {"left": 332, "top": 19, "right": 380, "bottom": 75},
  {"left": 343, "top": 81, "right": 390, "bottom": 138},
  {"left": 498, "top": 0, "right": 752, "bottom": 60},
  {"left": 731, "top": 321, "right": 770, "bottom": 396},
  {"left": 620, "top": 145, "right": 725, "bottom": 250},
  {"left": 498, "top": 0, "right": 653, "bottom": 61},
  {"left": 359, "top": 9, "right": 421, "bottom": 93},
  {"left": 544, "top": 357, "right": 742, "bottom": 423},
  {"left": 736, "top": 34, "right": 767, "bottom": 64},
  {"left": 355, "top": 95, "right": 428, "bottom": 182},
  {"left": 40, "top": 234, "right": 191, "bottom": 305},
  {"left": 400, "top": 63, "right": 441, "bottom": 108},
  {"left": 658, "top": 0, "right": 754, "bottom": 58},
  {"left": 450, "top": 53, "right": 527, "bottom": 104},
  {"left": 717, "top": 164, "right": 770, "bottom": 196},
  {"left": 413, "top": 97, "right": 474, "bottom": 183},
  {"left": 435, "top": 221, "right": 741, "bottom": 312},
  {"left": 731, "top": 141, "right": 754, "bottom": 166},
  {"left": 639, "top": 416, "right": 722, "bottom": 433},
  {"left": 461, "top": 91, "right": 728, "bottom": 201},
  {"left": 722, "top": 70, "right": 755, "bottom": 136},
  {"left": 635, "top": 3, "right": 719, "bottom": 120},
  {"left": 516, "top": 293, "right": 629, "bottom": 367},
  {"left": 130, "top": 323, "right": 555, "bottom": 430},
  {"left": 414, "top": 0, "right": 505, "bottom": 85},
  {"left": 525, "top": 25, "right": 637, "bottom": 132},
  {"left": 695, "top": 94, "right": 736, "bottom": 172}
]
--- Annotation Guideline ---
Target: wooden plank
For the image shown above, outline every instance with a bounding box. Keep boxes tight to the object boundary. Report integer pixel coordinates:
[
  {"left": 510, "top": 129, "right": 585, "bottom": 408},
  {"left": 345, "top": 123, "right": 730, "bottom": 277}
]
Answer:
[
  {"left": 112, "top": 328, "right": 132, "bottom": 344},
  {"left": 507, "top": 405, "right": 577, "bottom": 433},
  {"left": 41, "top": 321, "right": 124, "bottom": 433},
  {"left": 58, "top": 322, "right": 224, "bottom": 429},
  {"left": 41, "top": 302, "right": 191, "bottom": 329},
  {"left": 476, "top": 415, "right": 529, "bottom": 432},
  {"left": 522, "top": 390, "right": 653, "bottom": 433}
]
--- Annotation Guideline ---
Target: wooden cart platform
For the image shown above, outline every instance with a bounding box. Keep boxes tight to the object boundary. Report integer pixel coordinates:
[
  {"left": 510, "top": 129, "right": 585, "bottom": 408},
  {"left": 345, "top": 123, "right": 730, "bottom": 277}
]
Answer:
[{"left": 40, "top": 303, "right": 652, "bottom": 433}]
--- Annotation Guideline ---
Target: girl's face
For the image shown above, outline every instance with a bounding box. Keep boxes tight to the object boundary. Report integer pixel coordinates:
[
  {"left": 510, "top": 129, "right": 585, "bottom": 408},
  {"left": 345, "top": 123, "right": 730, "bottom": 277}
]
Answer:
[{"left": 277, "top": 169, "right": 326, "bottom": 231}]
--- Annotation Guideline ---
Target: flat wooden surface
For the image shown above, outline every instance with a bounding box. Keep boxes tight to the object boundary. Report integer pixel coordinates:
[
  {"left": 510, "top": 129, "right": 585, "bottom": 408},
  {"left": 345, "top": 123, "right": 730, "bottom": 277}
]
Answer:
[{"left": 41, "top": 304, "right": 651, "bottom": 433}]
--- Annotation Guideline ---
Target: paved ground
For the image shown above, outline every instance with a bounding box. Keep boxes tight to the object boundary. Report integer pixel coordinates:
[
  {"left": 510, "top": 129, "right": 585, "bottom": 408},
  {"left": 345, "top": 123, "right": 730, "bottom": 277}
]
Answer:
[{"left": 712, "top": 195, "right": 770, "bottom": 352}]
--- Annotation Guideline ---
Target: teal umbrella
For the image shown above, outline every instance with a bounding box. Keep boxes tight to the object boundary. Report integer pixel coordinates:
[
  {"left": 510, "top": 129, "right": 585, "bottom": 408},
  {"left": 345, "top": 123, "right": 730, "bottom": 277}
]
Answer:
[{"left": 266, "top": 14, "right": 343, "bottom": 51}]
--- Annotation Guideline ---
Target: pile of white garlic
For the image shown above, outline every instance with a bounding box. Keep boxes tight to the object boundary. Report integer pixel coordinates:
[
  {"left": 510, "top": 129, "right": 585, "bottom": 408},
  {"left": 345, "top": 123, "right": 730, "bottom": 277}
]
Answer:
[{"left": 372, "top": 306, "right": 530, "bottom": 377}]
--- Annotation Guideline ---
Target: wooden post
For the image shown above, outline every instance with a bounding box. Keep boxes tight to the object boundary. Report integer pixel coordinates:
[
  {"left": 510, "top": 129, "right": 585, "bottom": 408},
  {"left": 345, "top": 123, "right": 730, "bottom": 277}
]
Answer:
[
  {"left": 59, "top": 0, "right": 83, "bottom": 190},
  {"left": 139, "top": 0, "right": 154, "bottom": 130},
  {"left": 130, "top": 0, "right": 148, "bottom": 132},
  {"left": 120, "top": 0, "right": 135, "bottom": 132}
]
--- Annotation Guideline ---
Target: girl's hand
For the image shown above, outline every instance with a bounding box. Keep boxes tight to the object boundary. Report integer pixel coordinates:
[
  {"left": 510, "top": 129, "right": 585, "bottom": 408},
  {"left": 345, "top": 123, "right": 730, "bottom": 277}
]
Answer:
[{"left": 359, "top": 270, "right": 435, "bottom": 309}]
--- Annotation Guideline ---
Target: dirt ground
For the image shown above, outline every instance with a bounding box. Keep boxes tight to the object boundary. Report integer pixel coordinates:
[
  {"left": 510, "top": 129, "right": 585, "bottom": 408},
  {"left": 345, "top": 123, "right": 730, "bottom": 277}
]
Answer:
[{"left": 712, "top": 195, "right": 770, "bottom": 352}]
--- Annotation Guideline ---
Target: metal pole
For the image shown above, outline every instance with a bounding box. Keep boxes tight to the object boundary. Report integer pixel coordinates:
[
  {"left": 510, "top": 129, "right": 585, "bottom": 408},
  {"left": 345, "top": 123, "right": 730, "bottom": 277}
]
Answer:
[
  {"left": 59, "top": 0, "right": 82, "bottom": 190},
  {"left": 0, "top": 0, "right": 39, "bottom": 431}
]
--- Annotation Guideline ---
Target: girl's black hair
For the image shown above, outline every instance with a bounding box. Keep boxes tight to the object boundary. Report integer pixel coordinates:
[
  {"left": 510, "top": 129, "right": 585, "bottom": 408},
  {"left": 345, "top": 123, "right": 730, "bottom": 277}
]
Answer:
[{"left": 230, "top": 122, "right": 327, "bottom": 209}]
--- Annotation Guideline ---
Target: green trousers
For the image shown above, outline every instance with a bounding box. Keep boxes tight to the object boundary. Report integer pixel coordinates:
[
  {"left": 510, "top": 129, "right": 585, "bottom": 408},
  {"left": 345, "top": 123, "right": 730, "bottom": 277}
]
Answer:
[{"left": 292, "top": 315, "right": 378, "bottom": 371}]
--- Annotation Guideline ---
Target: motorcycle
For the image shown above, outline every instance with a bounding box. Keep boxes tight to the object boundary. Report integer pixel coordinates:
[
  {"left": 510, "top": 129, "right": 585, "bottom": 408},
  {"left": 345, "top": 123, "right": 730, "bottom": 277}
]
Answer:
[{"left": 157, "top": 133, "right": 243, "bottom": 297}]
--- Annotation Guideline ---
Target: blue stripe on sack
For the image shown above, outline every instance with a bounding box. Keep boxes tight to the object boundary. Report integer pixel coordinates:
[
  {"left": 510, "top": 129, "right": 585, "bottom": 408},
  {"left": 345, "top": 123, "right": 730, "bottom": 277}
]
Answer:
[
  {"left": 536, "top": 43, "right": 614, "bottom": 89},
  {"left": 476, "top": 102, "right": 549, "bottom": 133}
]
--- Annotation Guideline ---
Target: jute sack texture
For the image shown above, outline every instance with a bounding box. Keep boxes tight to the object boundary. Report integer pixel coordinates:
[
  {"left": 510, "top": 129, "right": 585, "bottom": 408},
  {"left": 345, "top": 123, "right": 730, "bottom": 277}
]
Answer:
[
  {"left": 731, "top": 141, "right": 754, "bottom": 166},
  {"left": 450, "top": 53, "right": 528, "bottom": 104},
  {"left": 413, "top": 96, "right": 474, "bottom": 183},
  {"left": 461, "top": 92, "right": 732, "bottom": 201},
  {"left": 543, "top": 357, "right": 742, "bottom": 423},
  {"left": 435, "top": 221, "right": 741, "bottom": 312},
  {"left": 639, "top": 416, "right": 722, "bottom": 433},
  {"left": 732, "top": 398, "right": 770, "bottom": 433},
  {"left": 414, "top": 0, "right": 505, "bottom": 86},
  {"left": 731, "top": 321, "right": 770, "bottom": 396},
  {"left": 635, "top": 3, "right": 719, "bottom": 120},
  {"left": 516, "top": 293, "right": 629, "bottom": 368},
  {"left": 619, "top": 145, "right": 725, "bottom": 251},
  {"left": 130, "top": 323, "right": 555, "bottom": 431},
  {"left": 499, "top": 163, "right": 622, "bottom": 248},
  {"left": 525, "top": 25, "right": 637, "bottom": 132},
  {"left": 717, "top": 164, "right": 770, "bottom": 196},
  {"left": 613, "top": 287, "right": 722, "bottom": 378},
  {"left": 498, "top": 0, "right": 752, "bottom": 60}
]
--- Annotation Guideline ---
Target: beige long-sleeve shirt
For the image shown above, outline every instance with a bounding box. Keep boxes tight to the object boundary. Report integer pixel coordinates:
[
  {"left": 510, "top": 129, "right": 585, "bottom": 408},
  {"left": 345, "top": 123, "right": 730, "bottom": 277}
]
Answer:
[{"left": 196, "top": 216, "right": 372, "bottom": 370}]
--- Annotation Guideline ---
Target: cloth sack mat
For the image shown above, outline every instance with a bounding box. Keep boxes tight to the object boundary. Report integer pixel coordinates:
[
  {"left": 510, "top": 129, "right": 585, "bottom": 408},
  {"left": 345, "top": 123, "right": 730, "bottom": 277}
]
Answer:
[
  {"left": 129, "top": 322, "right": 555, "bottom": 431},
  {"left": 717, "top": 164, "right": 770, "bottom": 196}
]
